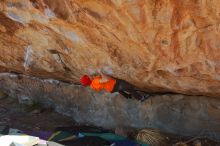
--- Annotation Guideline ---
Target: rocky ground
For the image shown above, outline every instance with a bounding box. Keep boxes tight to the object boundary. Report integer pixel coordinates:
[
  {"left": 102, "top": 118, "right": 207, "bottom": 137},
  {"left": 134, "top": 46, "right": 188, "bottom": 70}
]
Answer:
[
  {"left": 0, "top": 92, "right": 74, "bottom": 131},
  {"left": 0, "top": 92, "right": 219, "bottom": 146}
]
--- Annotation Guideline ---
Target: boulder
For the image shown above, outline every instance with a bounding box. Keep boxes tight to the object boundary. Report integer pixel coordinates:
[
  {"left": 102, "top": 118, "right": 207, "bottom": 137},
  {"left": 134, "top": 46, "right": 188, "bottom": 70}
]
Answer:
[
  {"left": 0, "top": 0, "right": 220, "bottom": 97},
  {"left": 1, "top": 0, "right": 220, "bottom": 140}
]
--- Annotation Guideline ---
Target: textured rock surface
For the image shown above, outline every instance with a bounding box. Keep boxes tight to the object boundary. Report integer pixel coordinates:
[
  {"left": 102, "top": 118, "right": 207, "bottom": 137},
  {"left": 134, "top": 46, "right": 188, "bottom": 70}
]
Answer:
[
  {"left": 1, "top": 0, "right": 220, "bottom": 140},
  {"left": 1, "top": 0, "right": 220, "bottom": 96},
  {"left": 1, "top": 73, "right": 220, "bottom": 140}
]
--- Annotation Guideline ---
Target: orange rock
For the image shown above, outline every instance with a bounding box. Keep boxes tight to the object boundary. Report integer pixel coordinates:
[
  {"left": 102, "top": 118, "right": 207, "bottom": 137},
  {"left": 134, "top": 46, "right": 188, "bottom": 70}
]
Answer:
[{"left": 1, "top": 0, "right": 220, "bottom": 97}]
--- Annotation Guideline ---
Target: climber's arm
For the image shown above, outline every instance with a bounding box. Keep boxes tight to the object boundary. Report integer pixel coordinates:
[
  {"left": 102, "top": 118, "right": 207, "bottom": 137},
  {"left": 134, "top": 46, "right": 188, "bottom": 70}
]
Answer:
[{"left": 99, "top": 71, "right": 110, "bottom": 83}]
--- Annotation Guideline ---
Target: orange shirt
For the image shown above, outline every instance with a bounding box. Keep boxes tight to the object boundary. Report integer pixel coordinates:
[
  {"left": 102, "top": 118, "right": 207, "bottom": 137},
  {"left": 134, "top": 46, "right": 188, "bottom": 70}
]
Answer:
[{"left": 90, "top": 76, "right": 116, "bottom": 92}]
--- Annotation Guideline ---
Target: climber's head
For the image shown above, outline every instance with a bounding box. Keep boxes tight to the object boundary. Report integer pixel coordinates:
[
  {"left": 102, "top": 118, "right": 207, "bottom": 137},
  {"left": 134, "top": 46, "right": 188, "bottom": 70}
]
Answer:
[{"left": 80, "top": 75, "right": 92, "bottom": 86}]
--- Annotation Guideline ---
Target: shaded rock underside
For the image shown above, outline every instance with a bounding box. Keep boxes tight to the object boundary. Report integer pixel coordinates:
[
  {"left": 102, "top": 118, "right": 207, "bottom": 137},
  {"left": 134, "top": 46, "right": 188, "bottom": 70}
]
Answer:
[{"left": 1, "top": 73, "right": 220, "bottom": 141}]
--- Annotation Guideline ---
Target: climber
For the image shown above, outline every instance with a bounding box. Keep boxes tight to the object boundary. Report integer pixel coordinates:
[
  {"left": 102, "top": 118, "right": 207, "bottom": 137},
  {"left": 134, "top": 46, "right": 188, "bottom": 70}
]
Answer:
[{"left": 80, "top": 73, "right": 149, "bottom": 102}]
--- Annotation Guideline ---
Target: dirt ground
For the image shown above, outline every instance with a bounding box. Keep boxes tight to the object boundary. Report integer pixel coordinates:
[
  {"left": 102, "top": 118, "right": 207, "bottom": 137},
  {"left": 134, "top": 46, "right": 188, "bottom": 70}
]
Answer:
[
  {"left": 0, "top": 95, "right": 219, "bottom": 146},
  {"left": 0, "top": 95, "right": 74, "bottom": 131}
]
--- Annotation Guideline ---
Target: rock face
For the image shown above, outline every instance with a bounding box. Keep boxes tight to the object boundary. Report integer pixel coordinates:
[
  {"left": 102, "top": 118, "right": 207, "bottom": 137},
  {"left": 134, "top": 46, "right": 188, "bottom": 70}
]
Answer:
[
  {"left": 1, "top": 0, "right": 220, "bottom": 140},
  {"left": 0, "top": 0, "right": 220, "bottom": 97}
]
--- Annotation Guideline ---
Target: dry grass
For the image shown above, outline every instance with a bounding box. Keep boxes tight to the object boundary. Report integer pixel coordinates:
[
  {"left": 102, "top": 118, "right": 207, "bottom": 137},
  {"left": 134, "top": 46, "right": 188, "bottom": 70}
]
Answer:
[{"left": 136, "top": 128, "right": 166, "bottom": 146}]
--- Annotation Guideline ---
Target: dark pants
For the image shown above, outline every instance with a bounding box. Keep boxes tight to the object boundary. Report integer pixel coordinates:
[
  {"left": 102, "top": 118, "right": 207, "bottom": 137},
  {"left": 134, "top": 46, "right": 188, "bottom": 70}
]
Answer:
[{"left": 112, "top": 79, "right": 144, "bottom": 101}]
